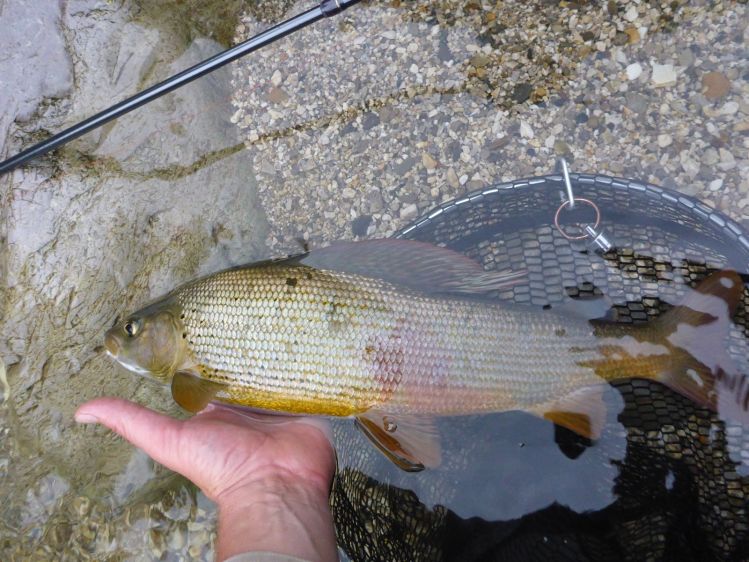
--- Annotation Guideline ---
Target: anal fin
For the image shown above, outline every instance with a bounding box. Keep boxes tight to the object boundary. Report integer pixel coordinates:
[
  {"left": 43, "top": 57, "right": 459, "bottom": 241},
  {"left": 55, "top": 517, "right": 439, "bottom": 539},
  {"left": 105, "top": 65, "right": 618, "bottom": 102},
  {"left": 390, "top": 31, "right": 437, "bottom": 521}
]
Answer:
[
  {"left": 171, "top": 371, "right": 229, "bottom": 413},
  {"left": 355, "top": 411, "right": 441, "bottom": 472},
  {"left": 528, "top": 386, "right": 608, "bottom": 440}
]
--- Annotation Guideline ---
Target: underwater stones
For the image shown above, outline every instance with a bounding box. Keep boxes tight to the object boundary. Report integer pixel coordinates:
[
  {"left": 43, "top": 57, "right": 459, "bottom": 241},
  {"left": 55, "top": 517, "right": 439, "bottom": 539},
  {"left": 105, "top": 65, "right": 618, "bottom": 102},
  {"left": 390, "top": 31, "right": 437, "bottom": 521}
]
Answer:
[
  {"left": 399, "top": 203, "right": 419, "bottom": 221},
  {"left": 651, "top": 63, "right": 677, "bottom": 87},
  {"left": 228, "top": 0, "right": 748, "bottom": 252},
  {"left": 702, "top": 71, "right": 731, "bottom": 100},
  {"left": 512, "top": 82, "right": 533, "bottom": 103},
  {"left": 657, "top": 134, "right": 673, "bottom": 148},
  {"left": 351, "top": 215, "right": 372, "bottom": 237},
  {"left": 626, "top": 62, "right": 643, "bottom": 81}
]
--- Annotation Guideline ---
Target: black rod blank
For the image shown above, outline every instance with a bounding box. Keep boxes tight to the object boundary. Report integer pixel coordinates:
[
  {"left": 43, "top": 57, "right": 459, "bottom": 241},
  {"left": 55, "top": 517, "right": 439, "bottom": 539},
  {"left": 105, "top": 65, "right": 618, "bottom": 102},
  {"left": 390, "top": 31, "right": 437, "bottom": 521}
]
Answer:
[{"left": 0, "top": 0, "right": 361, "bottom": 176}]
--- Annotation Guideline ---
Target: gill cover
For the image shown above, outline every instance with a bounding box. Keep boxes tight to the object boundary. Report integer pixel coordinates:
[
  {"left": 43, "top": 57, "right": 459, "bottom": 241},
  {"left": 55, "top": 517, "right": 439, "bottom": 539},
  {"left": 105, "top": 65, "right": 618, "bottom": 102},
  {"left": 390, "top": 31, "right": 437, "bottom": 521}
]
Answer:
[{"left": 106, "top": 298, "right": 186, "bottom": 381}]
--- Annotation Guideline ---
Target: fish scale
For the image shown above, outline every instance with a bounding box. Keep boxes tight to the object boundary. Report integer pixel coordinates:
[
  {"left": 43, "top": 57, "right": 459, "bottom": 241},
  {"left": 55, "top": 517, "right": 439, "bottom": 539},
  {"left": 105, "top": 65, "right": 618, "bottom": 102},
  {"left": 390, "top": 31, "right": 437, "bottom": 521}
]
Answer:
[{"left": 173, "top": 264, "right": 615, "bottom": 416}]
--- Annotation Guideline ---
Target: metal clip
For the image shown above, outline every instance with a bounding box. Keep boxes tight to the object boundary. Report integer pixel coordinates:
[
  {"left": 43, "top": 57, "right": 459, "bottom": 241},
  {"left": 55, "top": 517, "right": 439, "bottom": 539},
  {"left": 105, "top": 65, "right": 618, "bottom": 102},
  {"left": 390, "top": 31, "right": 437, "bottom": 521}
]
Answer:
[
  {"left": 553, "top": 157, "right": 614, "bottom": 252},
  {"left": 584, "top": 225, "right": 613, "bottom": 252}
]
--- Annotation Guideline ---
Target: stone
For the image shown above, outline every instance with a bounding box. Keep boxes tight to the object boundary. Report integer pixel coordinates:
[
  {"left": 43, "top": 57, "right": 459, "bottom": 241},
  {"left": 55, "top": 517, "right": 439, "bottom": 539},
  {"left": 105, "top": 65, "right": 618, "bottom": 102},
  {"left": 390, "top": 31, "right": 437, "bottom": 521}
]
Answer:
[
  {"left": 399, "top": 203, "right": 418, "bottom": 220},
  {"left": 701, "top": 148, "right": 720, "bottom": 166},
  {"left": 677, "top": 48, "right": 695, "bottom": 67},
  {"left": 625, "top": 92, "right": 649, "bottom": 113},
  {"left": 702, "top": 71, "right": 730, "bottom": 100},
  {"left": 625, "top": 27, "right": 640, "bottom": 44},
  {"left": 718, "top": 148, "right": 736, "bottom": 170},
  {"left": 266, "top": 86, "right": 289, "bottom": 104},
  {"left": 271, "top": 69, "right": 282, "bottom": 86},
  {"left": 651, "top": 63, "right": 677, "bottom": 87},
  {"left": 519, "top": 121, "right": 534, "bottom": 139},
  {"left": 624, "top": 5, "right": 638, "bottom": 21},
  {"left": 553, "top": 140, "right": 570, "bottom": 156},
  {"left": 721, "top": 102, "right": 739, "bottom": 115},
  {"left": 366, "top": 191, "right": 385, "bottom": 212},
  {"left": 351, "top": 215, "right": 372, "bottom": 237},
  {"left": 511, "top": 82, "right": 533, "bottom": 103},
  {"left": 626, "top": 62, "right": 643, "bottom": 81},
  {"left": 422, "top": 152, "right": 438, "bottom": 169},
  {"left": 447, "top": 168, "right": 459, "bottom": 188},
  {"left": 657, "top": 134, "right": 673, "bottom": 148}
]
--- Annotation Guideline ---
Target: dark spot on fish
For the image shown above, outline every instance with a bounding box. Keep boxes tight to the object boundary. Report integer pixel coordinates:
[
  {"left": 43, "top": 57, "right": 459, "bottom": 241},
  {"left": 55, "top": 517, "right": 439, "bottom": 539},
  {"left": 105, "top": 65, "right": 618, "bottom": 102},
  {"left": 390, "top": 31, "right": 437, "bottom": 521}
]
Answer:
[
  {"left": 93, "top": 345, "right": 105, "bottom": 353},
  {"left": 305, "top": 272, "right": 313, "bottom": 280},
  {"left": 286, "top": 277, "right": 298, "bottom": 287},
  {"left": 180, "top": 313, "right": 185, "bottom": 319},
  {"left": 543, "top": 304, "right": 552, "bottom": 310},
  {"left": 555, "top": 328, "right": 567, "bottom": 337},
  {"left": 182, "top": 333, "right": 187, "bottom": 339}
]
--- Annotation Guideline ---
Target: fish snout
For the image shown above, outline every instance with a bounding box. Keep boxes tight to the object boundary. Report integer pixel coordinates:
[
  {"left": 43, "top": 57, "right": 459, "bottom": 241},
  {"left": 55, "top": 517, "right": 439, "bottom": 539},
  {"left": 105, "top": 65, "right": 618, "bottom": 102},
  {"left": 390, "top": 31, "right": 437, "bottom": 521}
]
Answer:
[{"left": 104, "top": 330, "right": 121, "bottom": 358}]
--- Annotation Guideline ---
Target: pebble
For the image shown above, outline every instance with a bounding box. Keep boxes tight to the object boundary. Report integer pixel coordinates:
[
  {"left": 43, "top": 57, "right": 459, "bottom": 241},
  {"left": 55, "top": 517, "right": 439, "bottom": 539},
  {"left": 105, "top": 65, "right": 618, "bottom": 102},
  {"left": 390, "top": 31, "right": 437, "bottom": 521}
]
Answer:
[
  {"left": 624, "top": 5, "right": 638, "bottom": 22},
  {"left": 677, "top": 49, "right": 695, "bottom": 68},
  {"left": 709, "top": 178, "right": 724, "bottom": 191},
  {"left": 422, "top": 152, "right": 438, "bottom": 169},
  {"left": 651, "top": 63, "right": 677, "bottom": 87},
  {"left": 625, "top": 27, "right": 640, "bottom": 44},
  {"left": 266, "top": 87, "right": 289, "bottom": 104},
  {"left": 270, "top": 69, "right": 283, "bottom": 86},
  {"left": 721, "top": 102, "right": 739, "bottom": 116},
  {"left": 719, "top": 148, "right": 736, "bottom": 170},
  {"left": 701, "top": 148, "right": 720, "bottom": 166},
  {"left": 519, "top": 121, "right": 534, "bottom": 139},
  {"left": 702, "top": 71, "right": 731, "bottom": 100},
  {"left": 399, "top": 203, "right": 418, "bottom": 220},
  {"left": 626, "top": 63, "right": 643, "bottom": 81},
  {"left": 657, "top": 134, "right": 673, "bottom": 148},
  {"left": 553, "top": 140, "right": 570, "bottom": 156},
  {"left": 447, "top": 168, "right": 459, "bottom": 188}
]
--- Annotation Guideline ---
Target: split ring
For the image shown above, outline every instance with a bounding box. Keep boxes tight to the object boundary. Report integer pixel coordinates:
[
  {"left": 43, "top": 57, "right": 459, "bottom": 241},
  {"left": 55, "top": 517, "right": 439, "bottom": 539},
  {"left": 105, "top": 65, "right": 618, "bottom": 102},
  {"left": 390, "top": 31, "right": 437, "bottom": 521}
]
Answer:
[{"left": 554, "top": 197, "right": 601, "bottom": 240}]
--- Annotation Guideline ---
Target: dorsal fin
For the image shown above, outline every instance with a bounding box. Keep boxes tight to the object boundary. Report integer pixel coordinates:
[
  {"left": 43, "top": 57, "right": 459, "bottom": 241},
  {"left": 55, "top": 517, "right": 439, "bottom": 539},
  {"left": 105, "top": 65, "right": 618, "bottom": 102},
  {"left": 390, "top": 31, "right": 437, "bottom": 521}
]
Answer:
[{"left": 301, "top": 239, "right": 525, "bottom": 296}]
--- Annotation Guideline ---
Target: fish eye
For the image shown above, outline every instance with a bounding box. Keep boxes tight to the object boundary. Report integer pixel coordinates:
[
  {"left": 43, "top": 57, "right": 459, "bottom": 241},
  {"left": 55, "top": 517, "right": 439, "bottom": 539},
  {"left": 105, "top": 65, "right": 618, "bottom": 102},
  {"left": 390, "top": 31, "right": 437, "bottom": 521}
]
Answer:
[{"left": 124, "top": 318, "right": 141, "bottom": 337}]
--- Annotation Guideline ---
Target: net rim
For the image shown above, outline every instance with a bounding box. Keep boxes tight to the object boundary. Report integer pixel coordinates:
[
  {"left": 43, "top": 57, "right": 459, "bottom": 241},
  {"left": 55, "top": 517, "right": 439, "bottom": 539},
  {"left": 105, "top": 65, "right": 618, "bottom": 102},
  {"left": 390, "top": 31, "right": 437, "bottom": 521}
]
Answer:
[{"left": 395, "top": 173, "right": 749, "bottom": 254}]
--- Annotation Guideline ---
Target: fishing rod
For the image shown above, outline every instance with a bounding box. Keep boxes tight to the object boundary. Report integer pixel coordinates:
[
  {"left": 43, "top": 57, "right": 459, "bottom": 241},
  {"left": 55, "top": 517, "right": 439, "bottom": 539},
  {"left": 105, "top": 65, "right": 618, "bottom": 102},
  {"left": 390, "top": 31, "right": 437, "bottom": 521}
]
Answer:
[{"left": 0, "top": 0, "right": 362, "bottom": 176}]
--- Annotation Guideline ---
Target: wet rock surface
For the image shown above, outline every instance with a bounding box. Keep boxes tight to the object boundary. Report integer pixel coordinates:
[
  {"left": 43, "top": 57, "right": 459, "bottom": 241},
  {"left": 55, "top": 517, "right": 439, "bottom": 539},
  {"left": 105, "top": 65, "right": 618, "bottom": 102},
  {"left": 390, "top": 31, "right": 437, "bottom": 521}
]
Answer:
[{"left": 0, "top": 0, "right": 265, "bottom": 559}]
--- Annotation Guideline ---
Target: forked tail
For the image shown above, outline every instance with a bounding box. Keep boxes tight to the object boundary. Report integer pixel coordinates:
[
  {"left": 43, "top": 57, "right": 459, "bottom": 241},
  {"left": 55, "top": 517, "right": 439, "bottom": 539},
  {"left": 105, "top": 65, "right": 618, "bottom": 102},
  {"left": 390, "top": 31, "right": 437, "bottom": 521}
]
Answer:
[{"left": 650, "top": 270, "right": 747, "bottom": 419}]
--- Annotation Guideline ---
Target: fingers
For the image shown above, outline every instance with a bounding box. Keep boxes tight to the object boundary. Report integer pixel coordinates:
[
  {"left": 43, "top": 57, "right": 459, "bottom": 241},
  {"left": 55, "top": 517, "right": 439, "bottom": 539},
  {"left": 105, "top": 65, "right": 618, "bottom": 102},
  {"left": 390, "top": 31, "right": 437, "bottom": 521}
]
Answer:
[{"left": 75, "top": 397, "right": 184, "bottom": 472}]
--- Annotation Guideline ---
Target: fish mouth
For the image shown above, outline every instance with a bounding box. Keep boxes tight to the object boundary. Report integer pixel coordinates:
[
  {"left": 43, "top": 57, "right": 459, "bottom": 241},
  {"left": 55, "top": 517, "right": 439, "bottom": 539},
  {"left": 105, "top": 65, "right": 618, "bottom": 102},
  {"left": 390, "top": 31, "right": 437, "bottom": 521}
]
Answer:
[{"left": 104, "top": 331, "right": 120, "bottom": 358}]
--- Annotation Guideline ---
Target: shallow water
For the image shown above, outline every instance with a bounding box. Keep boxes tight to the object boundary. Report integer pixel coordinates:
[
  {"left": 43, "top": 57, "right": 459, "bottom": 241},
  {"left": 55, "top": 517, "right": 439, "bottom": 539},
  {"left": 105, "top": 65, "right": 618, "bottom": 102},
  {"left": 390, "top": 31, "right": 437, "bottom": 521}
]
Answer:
[{"left": 0, "top": 0, "right": 748, "bottom": 560}]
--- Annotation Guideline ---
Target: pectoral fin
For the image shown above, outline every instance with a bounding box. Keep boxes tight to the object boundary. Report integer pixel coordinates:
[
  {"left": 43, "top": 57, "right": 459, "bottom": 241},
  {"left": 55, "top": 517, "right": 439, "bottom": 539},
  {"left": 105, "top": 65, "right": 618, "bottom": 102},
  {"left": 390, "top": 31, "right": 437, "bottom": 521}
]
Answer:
[
  {"left": 528, "top": 386, "right": 607, "bottom": 440},
  {"left": 171, "top": 371, "right": 229, "bottom": 413},
  {"left": 355, "top": 411, "right": 441, "bottom": 472}
]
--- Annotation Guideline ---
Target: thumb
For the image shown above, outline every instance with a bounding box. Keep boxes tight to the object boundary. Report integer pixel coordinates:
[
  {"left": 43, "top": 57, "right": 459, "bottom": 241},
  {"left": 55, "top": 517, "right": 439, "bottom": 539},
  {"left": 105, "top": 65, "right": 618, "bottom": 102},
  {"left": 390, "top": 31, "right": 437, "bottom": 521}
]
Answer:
[{"left": 75, "top": 397, "right": 185, "bottom": 473}]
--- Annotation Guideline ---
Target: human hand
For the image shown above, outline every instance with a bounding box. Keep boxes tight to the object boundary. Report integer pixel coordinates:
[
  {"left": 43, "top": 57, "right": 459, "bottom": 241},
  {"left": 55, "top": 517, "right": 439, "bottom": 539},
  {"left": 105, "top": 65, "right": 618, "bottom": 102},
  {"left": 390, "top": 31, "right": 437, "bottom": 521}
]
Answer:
[{"left": 75, "top": 398, "right": 338, "bottom": 562}]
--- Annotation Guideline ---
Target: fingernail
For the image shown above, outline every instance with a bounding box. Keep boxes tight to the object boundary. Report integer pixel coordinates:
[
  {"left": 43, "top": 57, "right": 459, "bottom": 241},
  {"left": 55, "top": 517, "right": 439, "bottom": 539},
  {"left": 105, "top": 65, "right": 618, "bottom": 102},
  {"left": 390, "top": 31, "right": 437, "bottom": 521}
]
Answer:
[{"left": 75, "top": 412, "right": 99, "bottom": 424}]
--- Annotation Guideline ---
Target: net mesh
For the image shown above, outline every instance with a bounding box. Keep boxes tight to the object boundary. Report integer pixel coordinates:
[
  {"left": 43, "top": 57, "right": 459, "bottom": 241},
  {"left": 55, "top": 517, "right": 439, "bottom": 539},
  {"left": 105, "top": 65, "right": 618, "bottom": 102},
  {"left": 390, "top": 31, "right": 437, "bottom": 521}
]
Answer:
[{"left": 331, "top": 175, "right": 749, "bottom": 561}]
